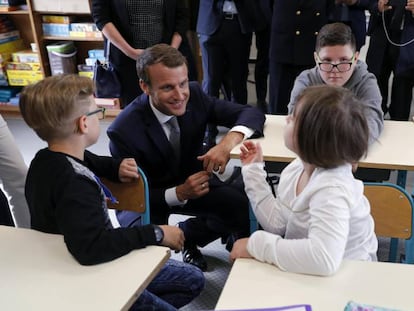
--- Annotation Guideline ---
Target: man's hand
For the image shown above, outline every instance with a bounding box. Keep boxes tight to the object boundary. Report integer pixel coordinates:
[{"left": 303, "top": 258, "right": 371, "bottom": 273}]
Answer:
[
  {"left": 240, "top": 141, "right": 263, "bottom": 165},
  {"left": 197, "top": 144, "right": 230, "bottom": 174},
  {"left": 197, "top": 131, "right": 244, "bottom": 174},
  {"left": 159, "top": 225, "right": 185, "bottom": 251},
  {"left": 378, "top": 0, "right": 392, "bottom": 12},
  {"left": 176, "top": 171, "right": 211, "bottom": 201},
  {"left": 230, "top": 238, "right": 253, "bottom": 262},
  {"left": 118, "top": 158, "right": 139, "bottom": 182},
  {"left": 407, "top": 0, "right": 414, "bottom": 13}
]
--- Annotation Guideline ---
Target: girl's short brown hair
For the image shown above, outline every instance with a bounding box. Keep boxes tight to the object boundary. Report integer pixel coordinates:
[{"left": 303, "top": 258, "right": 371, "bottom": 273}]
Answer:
[
  {"left": 19, "top": 74, "right": 94, "bottom": 142},
  {"left": 293, "top": 85, "right": 369, "bottom": 168}
]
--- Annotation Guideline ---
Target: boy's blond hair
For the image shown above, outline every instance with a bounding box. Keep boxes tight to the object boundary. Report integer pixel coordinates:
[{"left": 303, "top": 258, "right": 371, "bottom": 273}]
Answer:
[{"left": 19, "top": 74, "right": 94, "bottom": 142}]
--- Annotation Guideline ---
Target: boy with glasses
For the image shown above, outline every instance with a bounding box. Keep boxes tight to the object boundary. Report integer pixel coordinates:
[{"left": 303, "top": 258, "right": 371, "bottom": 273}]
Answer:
[
  {"left": 19, "top": 74, "right": 204, "bottom": 311},
  {"left": 288, "top": 22, "right": 384, "bottom": 144}
]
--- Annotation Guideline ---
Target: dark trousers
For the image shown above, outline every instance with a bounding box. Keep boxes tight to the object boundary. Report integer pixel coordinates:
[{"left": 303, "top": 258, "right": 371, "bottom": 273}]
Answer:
[
  {"left": 369, "top": 43, "right": 414, "bottom": 121},
  {"left": 268, "top": 62, "right": 313, "bottom": 115},
  {"left": 199, "top": 18, "right": 252, "bottom": 105},
  {"left": 254, "top": 27, "right": 270, "bottom": 102},
  {"left": 117, "top": 181, "right": 250, "bottom": 248}
]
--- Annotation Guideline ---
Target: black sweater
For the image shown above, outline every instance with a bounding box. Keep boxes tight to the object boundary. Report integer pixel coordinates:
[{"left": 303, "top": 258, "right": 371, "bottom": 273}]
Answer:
[{"left": 26, "top": 148, "right": 157, "bottom": 265}]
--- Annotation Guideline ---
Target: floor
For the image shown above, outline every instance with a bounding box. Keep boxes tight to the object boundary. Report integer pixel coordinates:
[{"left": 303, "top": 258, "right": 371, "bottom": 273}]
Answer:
[{"left": 4, "top": 50, "right": 414, "bottom": 310}]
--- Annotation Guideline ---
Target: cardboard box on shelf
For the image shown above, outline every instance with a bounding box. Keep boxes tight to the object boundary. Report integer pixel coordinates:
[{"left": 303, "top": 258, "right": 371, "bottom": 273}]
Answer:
[
  {"left": 0, "top": 39, "right": 25, "bottom": 61},
  {"left": 42, "top": 15, "right": 72, "bottom": 24},
  {"left": 12, "top": 50, "right": 39, "bottom": 63},
  {"left": 6, "top": 62, "right": 43, "bottom": 86},
  {"left": 32, "top": 0, "right": 91, "bottom": 14},
  {"left": 42, "top": 23, "right": 70, "bottom": 37}
]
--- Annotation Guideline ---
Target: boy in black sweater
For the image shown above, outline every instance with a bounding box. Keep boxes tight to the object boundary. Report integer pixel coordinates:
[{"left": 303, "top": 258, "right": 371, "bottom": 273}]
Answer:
[{"left": 19, "top": 74, "right": 204, "bottom": 310}]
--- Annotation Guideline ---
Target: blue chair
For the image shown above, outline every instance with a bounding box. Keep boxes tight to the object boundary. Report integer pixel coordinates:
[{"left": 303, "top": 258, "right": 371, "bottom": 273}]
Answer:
[
  {"left": 364, "top": 182, "right": 414, "bottom": 264},
  {"left": 101, "top": 167, "right": 150, "bottom": 225}
]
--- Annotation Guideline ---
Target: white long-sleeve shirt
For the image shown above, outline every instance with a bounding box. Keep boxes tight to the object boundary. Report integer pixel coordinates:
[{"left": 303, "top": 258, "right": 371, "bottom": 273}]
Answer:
[{"left": 242, "top": 159, "right": 378, "bottom": 276}]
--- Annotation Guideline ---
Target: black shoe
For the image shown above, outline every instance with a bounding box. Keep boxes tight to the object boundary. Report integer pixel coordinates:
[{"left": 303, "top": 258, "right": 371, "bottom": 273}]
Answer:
[{"left": 182, "top": 244, "right": 208, "bottom": 272}]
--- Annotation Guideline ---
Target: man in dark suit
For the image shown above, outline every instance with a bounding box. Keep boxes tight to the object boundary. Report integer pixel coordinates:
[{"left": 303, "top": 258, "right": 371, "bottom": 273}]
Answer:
[
  {"left": 196, "top": 0, "right": 255, "bottom": 106},
  {"left": 329, "top": 0, "right": 370, "bottom": 51},
  {"left": 269, "top": 1, "right": 333, "bottom": 115},
  {"left": 108, "top": 44, "right": 265, "bottom": 271}
]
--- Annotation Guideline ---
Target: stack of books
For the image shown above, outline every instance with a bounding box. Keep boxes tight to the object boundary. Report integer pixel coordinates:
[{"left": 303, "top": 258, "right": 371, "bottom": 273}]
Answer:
[{"left": 0, "top": 16, "right": 24, "bottom": 85}]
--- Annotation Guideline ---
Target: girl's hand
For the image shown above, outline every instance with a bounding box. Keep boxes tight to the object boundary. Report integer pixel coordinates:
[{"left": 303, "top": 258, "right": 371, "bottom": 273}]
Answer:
[
  {"left": 240, "top": 141, "right": 263, "bottom": 165},
  {"left": 119, "top": 158, "right": 140, "bottom": 182},
  {"left": 230, "top": 238, "right": 253, "bottom": 262}
]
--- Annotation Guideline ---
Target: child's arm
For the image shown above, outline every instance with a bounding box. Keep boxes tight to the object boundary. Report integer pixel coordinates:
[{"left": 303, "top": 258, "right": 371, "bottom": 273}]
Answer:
[{"left": 246, "top": 185, "right": 353, "bottom": 276}]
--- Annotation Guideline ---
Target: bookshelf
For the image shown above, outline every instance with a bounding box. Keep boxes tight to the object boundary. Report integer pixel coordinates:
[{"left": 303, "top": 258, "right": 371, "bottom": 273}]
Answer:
[{"left": 0, "top": 0, "right": 108, "bottom": 115}]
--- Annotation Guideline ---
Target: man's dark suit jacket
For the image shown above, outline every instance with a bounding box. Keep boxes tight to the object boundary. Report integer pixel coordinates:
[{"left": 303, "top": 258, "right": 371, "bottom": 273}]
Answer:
[
  {"left": 270, "top": 0, "right": 333, "bottom": 66},
  {"left": 108, "top": 82, "right": 265, "bottom": 217}
]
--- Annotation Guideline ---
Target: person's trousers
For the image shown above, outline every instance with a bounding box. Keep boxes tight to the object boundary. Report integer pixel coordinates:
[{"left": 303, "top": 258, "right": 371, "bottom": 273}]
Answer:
[
  {"left": 130, "top": 259, "right": 205, "bottom": 310},
  {"left": 268, "top": 62, "right": 313, "bottom": 115},
  {"left": 0, "top": 115, "right": 30, "bottom": 227},
  {"left": 117, "top": 181, "right": 250, "bottom": 249},
  {"left": 254, "top": 26, "right": 270, "bottom": 102},
  {"left": 198, "top": 18, "right": 251, "bottom": 105}
]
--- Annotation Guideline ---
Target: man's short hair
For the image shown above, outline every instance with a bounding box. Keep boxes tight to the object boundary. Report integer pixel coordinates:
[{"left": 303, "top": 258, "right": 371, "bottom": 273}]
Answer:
[
  {"left": 136, "top": 43, "right": 188, "bottom": 86},
  {"left": 315, "top": 22, "right": 356, "bottom": 52},
  {"left": 19, "top": 74, "right": 94, "bottom": 142},
  {"left": 293, "top": 85, "right": 369, "bottom": 168}
]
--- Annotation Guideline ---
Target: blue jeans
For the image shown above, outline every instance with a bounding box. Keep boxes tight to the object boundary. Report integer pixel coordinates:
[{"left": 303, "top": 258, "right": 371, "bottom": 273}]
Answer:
[{"left": 130, "top": 259, "right": 205, "bottom": 310}]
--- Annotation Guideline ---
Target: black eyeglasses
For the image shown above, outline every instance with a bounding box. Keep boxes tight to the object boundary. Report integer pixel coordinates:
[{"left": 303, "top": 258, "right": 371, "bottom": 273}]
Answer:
[
  {"left": 86, "top": 107, "right": 106, "bottom": 120},
  {"left": 316, "top": 54, "right": 355, "bottom": 72}
]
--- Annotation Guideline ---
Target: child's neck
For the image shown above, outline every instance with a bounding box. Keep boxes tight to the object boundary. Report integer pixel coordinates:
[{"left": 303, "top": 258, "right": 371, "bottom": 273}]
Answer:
[
  {"left": 296, "top": 162, "right": 316, "bottom": 196},
  {"left": 48, "top": 141, "right": 85, "bottom": 161}
]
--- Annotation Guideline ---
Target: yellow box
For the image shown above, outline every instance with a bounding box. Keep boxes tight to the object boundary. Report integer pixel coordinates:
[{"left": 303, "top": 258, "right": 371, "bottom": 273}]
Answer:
[
  {"left": 78, "top": 71, "right": 93, "bottom": 79},
  {"left": 6, "top": 69, "right": 44, "bottom": 86}
]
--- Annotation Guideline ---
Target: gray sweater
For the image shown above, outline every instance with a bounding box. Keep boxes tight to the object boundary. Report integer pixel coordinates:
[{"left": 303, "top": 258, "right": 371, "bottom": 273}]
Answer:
[{"left": 288, "top": 60, "right": 384, "bottom": 144}]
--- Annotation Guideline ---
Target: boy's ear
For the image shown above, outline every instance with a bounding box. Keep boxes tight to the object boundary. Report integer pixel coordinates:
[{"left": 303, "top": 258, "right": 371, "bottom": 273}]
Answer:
[
  {"left": 76, "top": 115, "right": 89, "bottom": 134},
  {"left": 313, "top": 51, "right": 318, "bottom": 64},
  {"left": 354, "top": 50, "right": 360, "bottom": 61}
]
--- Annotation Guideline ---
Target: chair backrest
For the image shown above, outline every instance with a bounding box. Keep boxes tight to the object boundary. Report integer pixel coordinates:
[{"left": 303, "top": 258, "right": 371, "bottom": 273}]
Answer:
[
  {"left": 364, "top": 182, "right": 414, "bottom": 263},
  {"left": 100, "top": 167, "right": 150, "bottom": 225}
]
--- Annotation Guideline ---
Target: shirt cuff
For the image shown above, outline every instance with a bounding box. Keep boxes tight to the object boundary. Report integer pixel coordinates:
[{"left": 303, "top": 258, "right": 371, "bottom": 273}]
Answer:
[
  {"left": 165, "top": 187, "right": 187, "bottom": 207},
  {"left": 230, "top": 125, "right": 254, "bottom": 139}
]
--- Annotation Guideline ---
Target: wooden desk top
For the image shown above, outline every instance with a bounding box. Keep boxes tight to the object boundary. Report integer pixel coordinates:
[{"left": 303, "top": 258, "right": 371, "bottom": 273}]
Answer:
[
  {"left": 0, "top": 226, "right": 170, "bottom": 311},
  {"left": 0, "top": 104, "right": 121, "bottom": 120},
  {"left": 215, "top": 258, "right": 414, "bottom": 310},
  {"left": 231, "top": 115, "right": 414, "bottom": 171}
]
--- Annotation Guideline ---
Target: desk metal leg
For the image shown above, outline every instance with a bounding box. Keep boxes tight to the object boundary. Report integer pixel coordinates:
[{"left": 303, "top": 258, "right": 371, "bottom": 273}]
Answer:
[
  {"left": 397, "top": 169, "right": 414, "bottom": 264},
  {"left": 397, "top": 170, "right": 407, "bottom": 189}
]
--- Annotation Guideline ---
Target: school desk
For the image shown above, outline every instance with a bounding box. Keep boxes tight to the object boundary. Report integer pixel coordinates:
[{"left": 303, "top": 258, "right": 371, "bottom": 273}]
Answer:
[
  {"left": 0, "top": 225, "right": 170, "bottom": 311},
  {"left": 215, "top": 258, "right": 414, "bottom": 310}
]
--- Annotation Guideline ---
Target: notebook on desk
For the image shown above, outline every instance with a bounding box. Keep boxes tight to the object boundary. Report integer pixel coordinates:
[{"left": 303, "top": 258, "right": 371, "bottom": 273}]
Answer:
[{"left": 215, "top": 305, "right": 312, "bottom": 311}]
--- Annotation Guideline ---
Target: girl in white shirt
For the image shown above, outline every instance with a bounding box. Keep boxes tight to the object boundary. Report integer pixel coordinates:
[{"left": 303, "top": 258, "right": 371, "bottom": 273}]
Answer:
[{"left": 231, "top": 85, "right": 378, "bottom": 276}]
